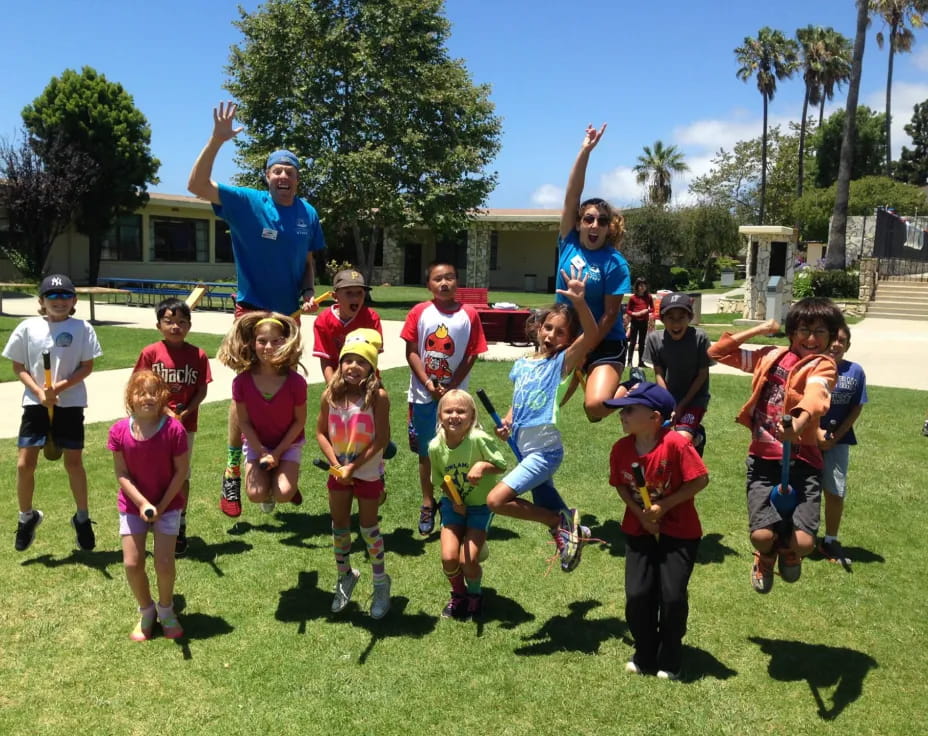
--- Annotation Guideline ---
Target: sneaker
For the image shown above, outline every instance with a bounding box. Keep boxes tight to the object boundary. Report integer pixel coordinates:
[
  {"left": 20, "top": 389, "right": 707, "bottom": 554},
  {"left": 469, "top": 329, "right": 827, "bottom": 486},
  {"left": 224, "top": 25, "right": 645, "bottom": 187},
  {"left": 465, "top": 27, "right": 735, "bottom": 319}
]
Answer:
[
  {"left": 14, "top": 510, "right": 44, "bottom": 551},
  {"left": 220, "top": 475, "right": 243, "bottom": 518},
  {"left": 175, "top": 521, "right": 188, "bottom": 558},
  {"left": 290, "top": 489, "right": 303, "bottom": 506},
  {"left": 259, "top": 500, "right": 276, "bottom": 514},
  {"left": 441, "top": 593, "right": 467, "bottom": 620},
  {"left": 370, "top": 575, "right": 391, "bottom": 619},
  {"left": 778, "top": 549, "right": 802, "bottom": 583},
  {"left": 130, "top": 604, "right": 156, "bottom": 642},
  {"left": 418, "top": 502, "right": 437, "bottom": 536},
  {"left": 657, "top": 669, "right": 681, "bottom": 681},
  {"left": 331, "top": 569, "right": 360, "bottom": 613},
  {"left": 466, "top": 593, "right": 483, "bottom": 622},
  {"left": 562, "top": 524, "right": 591, "bottom": 573},
  {"left": 629, "top": 366, "right": 646, "bottom": 384},
  {"left": 625, "top": 660, "right": 643, "bottom": 675},
  {"left": 819, "top": 538, "right": 852, "bottom": 569},
  {"left": 751, "top": 550, "right": 775, "bottom": 593},
  {"left": 922, "top": 420, "right": 928, "bottom": 437},
  {"left": 71, "top": 515, "right": 96, "bottom": 551},
  {"left": 158, "top": 606, "right": 184, "bottom": 639},
  {"left": 556, "top": 508, "right": 581, "bottom": 571}
]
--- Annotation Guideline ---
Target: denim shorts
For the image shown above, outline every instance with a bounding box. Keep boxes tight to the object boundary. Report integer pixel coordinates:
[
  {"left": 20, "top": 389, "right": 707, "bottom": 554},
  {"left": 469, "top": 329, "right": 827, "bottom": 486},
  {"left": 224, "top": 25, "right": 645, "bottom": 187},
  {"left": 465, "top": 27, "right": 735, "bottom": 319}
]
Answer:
[
  {"left": 408, "top": 401, "right": 438, "bottom": 458},
  {"left": 502, "top": 447, "right": 564, "bottom": 495},
  {"left": 438, "top": 497, "right": 493, "bottom": 531},
  {"left": 120, "top": 508, "right": 182, "bottom": 537},
  {"left": 822, "top": 444, "right": 850, "bottom": 499},
  {"left": 18, "top": 405, "right": 85, "bottom": 450}
]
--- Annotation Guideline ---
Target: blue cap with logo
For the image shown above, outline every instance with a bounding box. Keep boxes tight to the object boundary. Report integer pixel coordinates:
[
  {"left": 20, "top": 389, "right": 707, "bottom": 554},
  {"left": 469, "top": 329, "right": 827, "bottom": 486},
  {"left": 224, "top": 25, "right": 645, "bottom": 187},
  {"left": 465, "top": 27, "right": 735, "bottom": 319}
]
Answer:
[
  {"left": 603, "top": 381, "right": 675, "bottom": 421},
  {"left": 39, "top": 274, "right": 76, "bottom": 296}
]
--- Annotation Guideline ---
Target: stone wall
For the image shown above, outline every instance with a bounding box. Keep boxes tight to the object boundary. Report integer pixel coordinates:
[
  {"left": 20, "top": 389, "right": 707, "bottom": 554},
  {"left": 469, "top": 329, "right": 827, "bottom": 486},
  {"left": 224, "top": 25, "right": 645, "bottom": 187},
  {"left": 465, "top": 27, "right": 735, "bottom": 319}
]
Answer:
[
  {"left": 467, "top": 225, "right": 491, "bottom": 288},
  {"left": 858, "top": 256, "right": 877, "bottom": 306}
]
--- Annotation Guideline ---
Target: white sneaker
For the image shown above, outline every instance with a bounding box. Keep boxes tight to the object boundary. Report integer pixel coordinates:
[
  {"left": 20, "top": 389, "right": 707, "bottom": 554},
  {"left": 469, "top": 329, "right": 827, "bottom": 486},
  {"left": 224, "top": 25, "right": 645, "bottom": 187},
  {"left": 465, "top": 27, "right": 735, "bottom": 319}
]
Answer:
[
  {"left": 259, "top": 500, "right": 276, "bottom": 514},
  {"left": 370, "top": 574, "right": 391, "bottom": 619},
  {"left": 625, "top": 660, "right": 643, "bottom": 675},
  {"left": 331, "top": 569, "right": 360, "bottom": 613},
  {"left": 657, "top": 670, "right": 681, "bottom": 681}
]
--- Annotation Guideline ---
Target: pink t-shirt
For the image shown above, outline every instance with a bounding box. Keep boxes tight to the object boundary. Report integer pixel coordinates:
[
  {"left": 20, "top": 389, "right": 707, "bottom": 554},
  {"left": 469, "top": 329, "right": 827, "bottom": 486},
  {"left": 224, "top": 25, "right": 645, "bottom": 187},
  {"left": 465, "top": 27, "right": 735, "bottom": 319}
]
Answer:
[
  {"left": 312, "top": 305, "right": 383, "bottom": 362},
  {"left": 232, "top": 370, "right": 307, "bottom": 449},
  {"left": 134, "top": 341, "right": 212, "bottom": 431},
  {"left": 108, "top": 416, "right": 189, "bottom": 514}
]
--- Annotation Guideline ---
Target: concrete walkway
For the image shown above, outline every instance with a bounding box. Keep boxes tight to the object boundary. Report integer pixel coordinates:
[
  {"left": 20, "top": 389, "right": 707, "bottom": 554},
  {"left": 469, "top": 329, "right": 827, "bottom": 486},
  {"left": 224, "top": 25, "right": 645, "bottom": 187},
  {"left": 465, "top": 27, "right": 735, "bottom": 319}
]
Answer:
[{"left": 0, "top": 291, "right": 924, "bottom": 439}]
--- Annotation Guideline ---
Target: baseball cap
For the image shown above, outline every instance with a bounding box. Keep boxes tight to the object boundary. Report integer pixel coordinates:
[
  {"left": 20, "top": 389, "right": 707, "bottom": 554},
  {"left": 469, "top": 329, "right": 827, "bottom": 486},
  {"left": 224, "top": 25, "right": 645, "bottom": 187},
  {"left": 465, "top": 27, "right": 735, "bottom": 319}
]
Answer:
[
  {"left": 333, "top": 269, "right": 371, "bottom": 291},
  {"left": 39, "top": 274, "right": 76, "bottom": 296},
  {"left": 265, "top": 149, "right": 300, "bottom": 170},
  {"left": 603, "top": 381, "right": 675, "bottom": 421},
  {"left": 340, "top": 328, "right": 382, "bottom": 371},
  {"left": 659, "top": 292, "right": 693, "bottom": 317}
]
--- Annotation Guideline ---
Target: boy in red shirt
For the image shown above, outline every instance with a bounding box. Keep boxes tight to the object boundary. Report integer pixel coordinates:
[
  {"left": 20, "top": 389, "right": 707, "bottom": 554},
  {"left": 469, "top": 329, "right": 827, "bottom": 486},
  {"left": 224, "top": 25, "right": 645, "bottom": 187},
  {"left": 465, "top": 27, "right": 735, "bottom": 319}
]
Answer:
[
  {"left": 134, "top": 298, "right": 212, "bottom": 556},
  {"left": 607, "top": 381, "right": 709, "bottom": 680}
]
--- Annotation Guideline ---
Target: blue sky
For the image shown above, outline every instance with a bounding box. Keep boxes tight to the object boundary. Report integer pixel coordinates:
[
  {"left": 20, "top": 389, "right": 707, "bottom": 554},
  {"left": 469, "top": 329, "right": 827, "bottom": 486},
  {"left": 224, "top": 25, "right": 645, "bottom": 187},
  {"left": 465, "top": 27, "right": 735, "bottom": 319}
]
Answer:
[{"left": 2, "top": 0, "right": 926, "bottom": 209}]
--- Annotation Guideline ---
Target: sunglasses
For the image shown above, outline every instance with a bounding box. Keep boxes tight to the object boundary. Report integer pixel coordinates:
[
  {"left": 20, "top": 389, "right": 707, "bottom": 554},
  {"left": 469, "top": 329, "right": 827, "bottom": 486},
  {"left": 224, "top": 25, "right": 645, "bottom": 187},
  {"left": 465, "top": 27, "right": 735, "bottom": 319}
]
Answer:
[
  {"left": 581, "top": 214, "right": 611, "bottom": 226},
  {"left": 44, "top": 292, "right": 75, "bottom": 300}
]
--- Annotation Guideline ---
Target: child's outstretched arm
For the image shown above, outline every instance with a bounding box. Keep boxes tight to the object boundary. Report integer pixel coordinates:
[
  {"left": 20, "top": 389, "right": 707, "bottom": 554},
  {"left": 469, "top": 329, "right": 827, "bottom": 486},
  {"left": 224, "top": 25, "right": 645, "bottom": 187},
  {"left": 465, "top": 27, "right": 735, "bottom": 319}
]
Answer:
[
  {"left": 559, "top": 123, "right": 607, "bottom": 239},
  {"left": 558, "top": 267, "right": 599, "bottom": 374},
  {"left": 707, "top": 319, "right": 780, "bottom": 372}
]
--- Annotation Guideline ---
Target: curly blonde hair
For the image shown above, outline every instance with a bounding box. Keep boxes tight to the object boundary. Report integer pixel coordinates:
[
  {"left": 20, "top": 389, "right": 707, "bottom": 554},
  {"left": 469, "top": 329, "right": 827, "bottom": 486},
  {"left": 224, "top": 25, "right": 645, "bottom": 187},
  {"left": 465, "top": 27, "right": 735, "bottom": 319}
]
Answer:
[
  {"left": 578, "top": 197, "right": 626, "bottom": 249},
  {"left": 322, "top": 354, "right": 382, "bottom": 410},
  {"left": 124, "top": 370, "right": 171, "bottom": 416},
  {"left": 217, "top": 312, "right": 303, "bottom": 374}
]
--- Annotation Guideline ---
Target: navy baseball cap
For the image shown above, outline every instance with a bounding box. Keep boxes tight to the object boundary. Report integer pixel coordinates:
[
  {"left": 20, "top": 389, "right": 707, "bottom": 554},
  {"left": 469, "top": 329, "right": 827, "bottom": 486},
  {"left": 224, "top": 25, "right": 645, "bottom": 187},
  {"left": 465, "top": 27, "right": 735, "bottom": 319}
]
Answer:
[
  {"left": 265, "top": 149, "right": 300, "bottom": 170},
  {"left": 659, "top": 292, "right": 693, "bottom": 317},
  {"left": 603, "top": 381, "right": 675, "bottom": 421},
  {"left": 39, "top": 274, "right": 76, "bottom": 296}
]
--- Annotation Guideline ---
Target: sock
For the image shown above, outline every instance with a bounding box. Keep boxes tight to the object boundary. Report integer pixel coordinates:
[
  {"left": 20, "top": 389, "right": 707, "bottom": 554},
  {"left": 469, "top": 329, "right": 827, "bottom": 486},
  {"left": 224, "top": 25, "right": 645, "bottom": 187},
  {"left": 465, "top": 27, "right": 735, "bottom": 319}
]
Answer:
[
  {"left": 360, "top": 524, "right": 386, "bottom": 585},
  {"left": 138, "top": 602, "right": 156, "bottom": 627},
  {"left": 225, "top": 446, "right": 243, "bottom": 478},
  {"left": 444, "top": 565, "right": 466, "bottom": 595},
  {"left": 465, "top": 575, "right": 482, "bottom": 595},
  {"left": 180, "top": 511, "right": 187, "bottom": 528},
  {"left": 332, "top": 526, "right": 352, "bottom": 576},
  {"left": 824, "top": 535, "right": 837, "bottom": 544},
  {"left": 74, "top": 509, "right": 89, "bottom": 523},
  {"left": 18, "top": 510, "right": 35, "bottom": 523},
  {"left": 156, "top": 602, "right": 174, "bottom": 619}
]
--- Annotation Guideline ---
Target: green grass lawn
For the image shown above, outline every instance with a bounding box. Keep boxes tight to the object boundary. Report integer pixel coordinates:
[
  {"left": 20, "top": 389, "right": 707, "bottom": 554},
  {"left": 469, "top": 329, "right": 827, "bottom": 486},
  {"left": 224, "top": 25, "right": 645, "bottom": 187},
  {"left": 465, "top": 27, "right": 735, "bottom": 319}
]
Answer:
[{"left": 0, "top": 361, "right": 924, "bottom": 735}]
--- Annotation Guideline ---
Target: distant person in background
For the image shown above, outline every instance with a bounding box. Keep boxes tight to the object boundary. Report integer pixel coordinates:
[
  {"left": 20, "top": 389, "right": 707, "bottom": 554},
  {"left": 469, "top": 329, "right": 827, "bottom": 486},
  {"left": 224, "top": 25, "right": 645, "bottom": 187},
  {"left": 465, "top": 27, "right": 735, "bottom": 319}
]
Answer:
[{"left": 625, "top": 277, "right": 653, "bottom": 369}]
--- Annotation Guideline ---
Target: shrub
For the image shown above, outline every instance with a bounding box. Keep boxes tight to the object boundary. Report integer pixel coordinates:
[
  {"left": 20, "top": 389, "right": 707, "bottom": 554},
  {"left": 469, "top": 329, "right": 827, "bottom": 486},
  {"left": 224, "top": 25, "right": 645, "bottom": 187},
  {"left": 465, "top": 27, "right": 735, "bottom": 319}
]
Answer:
[
  {"left": 324, "top": 259, "right": 355, "bottom": 284},
  {"left": 628, "top": 263, "right": 673, "bottom": 291},
  {"left": 669, "top": 267, "right": 690, "bottom": 290},
  {"left": 794, "top": 268, "right": 859, "bottom": 299}
]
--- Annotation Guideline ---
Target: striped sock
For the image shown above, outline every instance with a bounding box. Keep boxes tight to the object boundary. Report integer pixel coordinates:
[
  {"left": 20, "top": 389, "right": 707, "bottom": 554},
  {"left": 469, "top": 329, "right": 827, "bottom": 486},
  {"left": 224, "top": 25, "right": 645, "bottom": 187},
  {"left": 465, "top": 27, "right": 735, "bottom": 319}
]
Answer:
[
  {"left": 225, "top": 446, "right": 242, "bottom": 478},
  {"left": 360, "top": 524, "right": 386, "bottom": 585},
  {"left": 444, "top": 565, "right": 466, "bottom": 595},
  {"left": 332, "top": 526, "right": 352, "bottom": 576}
]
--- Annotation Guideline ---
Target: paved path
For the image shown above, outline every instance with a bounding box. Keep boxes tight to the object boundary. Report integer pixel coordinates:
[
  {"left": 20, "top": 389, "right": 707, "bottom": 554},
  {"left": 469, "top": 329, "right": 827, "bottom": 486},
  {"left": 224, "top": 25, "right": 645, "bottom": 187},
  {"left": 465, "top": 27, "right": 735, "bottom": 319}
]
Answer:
[{"left": 0, "top": 291, "right": 924, "bottom": 439}]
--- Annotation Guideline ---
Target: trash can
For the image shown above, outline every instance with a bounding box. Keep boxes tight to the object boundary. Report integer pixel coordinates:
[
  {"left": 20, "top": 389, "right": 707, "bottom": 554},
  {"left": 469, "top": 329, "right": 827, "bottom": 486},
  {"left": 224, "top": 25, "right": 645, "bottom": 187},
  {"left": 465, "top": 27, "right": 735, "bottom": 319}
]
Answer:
[
  {"left": 765, "top": 276, "right": 785, "bottom": 323},
  {"left": 523, "top": 274, "right": 536, "bottom": 292}
]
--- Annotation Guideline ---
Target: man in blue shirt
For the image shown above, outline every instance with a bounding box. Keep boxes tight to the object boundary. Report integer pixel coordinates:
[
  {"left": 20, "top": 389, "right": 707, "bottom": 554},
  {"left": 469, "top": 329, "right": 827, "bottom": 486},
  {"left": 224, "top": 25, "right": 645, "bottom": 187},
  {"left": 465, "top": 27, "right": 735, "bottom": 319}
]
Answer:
[{"left": 188, "top": 100, "right": 326, "bottom": 517}]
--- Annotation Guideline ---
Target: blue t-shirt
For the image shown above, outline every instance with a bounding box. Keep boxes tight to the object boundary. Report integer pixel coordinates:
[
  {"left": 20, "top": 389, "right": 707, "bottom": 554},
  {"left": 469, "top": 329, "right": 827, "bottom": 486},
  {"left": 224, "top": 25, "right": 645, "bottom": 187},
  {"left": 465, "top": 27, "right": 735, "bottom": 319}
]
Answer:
[
  {"left": 509, "top": 350, "right": 570, "bottom": 452},
  {"left": 821, "top": 360, "right": 867, "bottom": 445},
  {"left": 555, "top": 230, "right": 631, "bottom": 341},
  {"left": 214, "top": 183, "right": 325, "bottom": 314}
]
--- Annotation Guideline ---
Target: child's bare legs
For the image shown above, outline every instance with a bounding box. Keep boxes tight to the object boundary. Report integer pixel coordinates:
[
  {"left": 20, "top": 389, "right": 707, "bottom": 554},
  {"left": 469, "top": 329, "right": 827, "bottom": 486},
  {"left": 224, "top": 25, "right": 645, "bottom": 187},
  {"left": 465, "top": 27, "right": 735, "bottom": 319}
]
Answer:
[
  {"left": 62, "top": 448, "right": 89, "bottom": 512},
  {"left": 487, "top": 484, "right": 560, "bottom": 527},
  {"left": 269, "top": 461, "right": 300, "bottom": 503},
  {"left": 152, "top": 531, "right": 177, "bottom": 608},
  {"left": 16, "top": 447, "right": 40, "bottom": 512},
  {"left": 243, "top": 461, "right": 273, "bottom": 504},
  {"left": 358, "top": 495, "right": 389, "bottom": 617},
  {"left": 461, "top": 528, "right": 487, "bottom": 582},
  {"left": 329, "top": 487, "right": 353, "bottom": 529},
  {"left": 583, "top": 362, "right": 623, "bottom": 421},
  {"left": 122, "top": 532, "right": 153, "bottom": 607},
  {"left": 419, "top": 456, "right": 435, "bottom": 506},
  {"left": 750, "top": 527, "right": 777, "bottom": 555},
  {"left": 823, "top": 492, "right": 844, "bottom": 538},
  {"left": 440, "top": 523, "right": 468, "bottom": 617}
]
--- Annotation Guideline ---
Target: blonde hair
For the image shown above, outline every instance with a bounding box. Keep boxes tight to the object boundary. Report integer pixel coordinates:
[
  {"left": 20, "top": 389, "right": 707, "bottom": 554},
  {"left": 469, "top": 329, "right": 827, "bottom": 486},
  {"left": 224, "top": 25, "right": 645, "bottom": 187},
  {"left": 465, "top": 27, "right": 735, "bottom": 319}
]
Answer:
[
  {"left": 434, "top": 389, "right": 481, "bottom": 444},
  {"left": 218, "top": 311, "right": 303, "bottom": 373},
  {"left": 124, "top": 370, "right": 170, "bottom": 416},
  {"left": 577, "top": 198, "right": 626, "bottom": 250},
  {"left": 322, "top": 356, "right": 382, "bottom": 410}
]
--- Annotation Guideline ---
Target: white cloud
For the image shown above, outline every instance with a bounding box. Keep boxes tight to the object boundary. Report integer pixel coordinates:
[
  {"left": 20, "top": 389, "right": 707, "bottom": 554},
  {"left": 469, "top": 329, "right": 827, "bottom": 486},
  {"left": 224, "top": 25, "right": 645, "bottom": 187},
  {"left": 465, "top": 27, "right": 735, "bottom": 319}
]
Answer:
[
  {"left": 530, "top": 183, "right": 563, "bottom": 208},
  {"left": 864, "top": 81, "right": 928, "bottom": 156},
  {"left": 598, "top": 167, "right": 643, "bottom": 208},
  {"left": 913, "top": 47, "right": 928, "bottom": 72}
]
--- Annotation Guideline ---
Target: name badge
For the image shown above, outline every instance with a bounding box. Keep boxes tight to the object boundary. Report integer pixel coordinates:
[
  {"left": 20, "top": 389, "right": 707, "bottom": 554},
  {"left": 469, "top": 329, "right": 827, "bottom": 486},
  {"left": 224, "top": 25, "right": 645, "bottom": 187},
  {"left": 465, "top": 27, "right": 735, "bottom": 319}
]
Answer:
[
  {"left": 261, "top": 228, "right": 278, "bottom": 241},
  {"left": 570, "top": 255, "right": 586, "bottom": 271}
]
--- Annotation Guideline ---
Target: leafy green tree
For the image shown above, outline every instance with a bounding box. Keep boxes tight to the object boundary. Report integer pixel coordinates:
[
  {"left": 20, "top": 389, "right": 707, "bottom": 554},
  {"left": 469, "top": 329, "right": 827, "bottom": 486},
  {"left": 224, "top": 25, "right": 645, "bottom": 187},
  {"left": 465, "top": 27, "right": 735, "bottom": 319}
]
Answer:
[
  {"left": 793, "top": 175, "right": 927, "bottom": 241},
  {"left": 625, "top": 205, "right": 682, "bottom": 269},
  {"left": 871, "top": 0, "right": 928, "bottom": 175},
  {"left": 678, "top": 204, "right": 741, "bottom": 285},
  {"left": 735, "top": 27, "right": 799, "bottom": 223},
  {"left": 0, "top": 134, "right": 98, "bottom": 278},
  {"left": 224, "top": 0, "right": 502, "bottom": 282},
  {"left": 633, "top": 140, "right": 688, "bottom": 206},
  {"left": 895, "top": 99, "right": 928, "bottom": 184},
  {"left": 812, "top": 105, "right": 886, "bottom": 187}
]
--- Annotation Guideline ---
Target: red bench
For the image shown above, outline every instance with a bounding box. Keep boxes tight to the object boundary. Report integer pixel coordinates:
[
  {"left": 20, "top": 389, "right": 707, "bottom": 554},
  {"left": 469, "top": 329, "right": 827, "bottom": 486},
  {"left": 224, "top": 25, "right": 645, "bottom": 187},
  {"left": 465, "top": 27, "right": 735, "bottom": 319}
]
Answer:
[
  {"left": 457, "top": 287, "right": 490, "bottom": 309},
  {"left": 456, "top": 287, "right": 531, "bottom": 345}
]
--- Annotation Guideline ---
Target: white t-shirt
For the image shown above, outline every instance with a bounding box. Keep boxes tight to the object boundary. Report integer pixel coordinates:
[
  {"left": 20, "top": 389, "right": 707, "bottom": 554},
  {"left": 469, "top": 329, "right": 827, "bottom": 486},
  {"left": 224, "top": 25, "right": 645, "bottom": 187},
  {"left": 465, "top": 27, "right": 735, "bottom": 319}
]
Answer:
[{"left": 2, "top": 316, "right": 103, "bottom": 407}]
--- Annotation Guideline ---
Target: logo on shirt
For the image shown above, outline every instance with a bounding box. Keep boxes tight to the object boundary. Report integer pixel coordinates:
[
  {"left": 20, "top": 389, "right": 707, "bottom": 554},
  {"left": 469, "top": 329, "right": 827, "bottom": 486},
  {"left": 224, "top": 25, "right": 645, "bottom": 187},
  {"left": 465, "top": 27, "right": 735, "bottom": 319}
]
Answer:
[
  {"left": 424, "top": 324, "right": 454, "bottom": 386},
  {"left": 54, "top": 333, "right": 73, "bottom": 348},
  {"left": 151, "top": 362, "right": 200, "bottom": 392}
]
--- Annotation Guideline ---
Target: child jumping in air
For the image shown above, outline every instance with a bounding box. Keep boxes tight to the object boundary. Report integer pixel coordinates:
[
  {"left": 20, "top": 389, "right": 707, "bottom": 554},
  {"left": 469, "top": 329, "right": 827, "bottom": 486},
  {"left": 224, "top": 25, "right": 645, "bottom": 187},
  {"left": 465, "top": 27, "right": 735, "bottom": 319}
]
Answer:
[
  {"left": 316, "top": 329, "right": 392, "bottom": 619},
  {"left": 486, "top": 266, "right": 600, "bottom": 572},
  {"left": 218, "top": 312, "right": 307, "bottom": 513},
  {"left": 429, "top": 390, "right": 507, "bottom": 621},
  {"left": 708, "top": 298, "right": 841, "bottom": 593},
  {"left": 109, "top": 371, "right": 189, "bottom": 640}
]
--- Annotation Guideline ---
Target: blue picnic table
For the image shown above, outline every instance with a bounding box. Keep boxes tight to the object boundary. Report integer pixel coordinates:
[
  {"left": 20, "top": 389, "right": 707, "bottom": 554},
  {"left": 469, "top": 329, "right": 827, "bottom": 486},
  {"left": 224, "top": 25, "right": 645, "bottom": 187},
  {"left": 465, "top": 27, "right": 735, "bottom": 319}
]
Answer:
[{"left": 96, "top": 278, "right": 238, "bottom": 311}]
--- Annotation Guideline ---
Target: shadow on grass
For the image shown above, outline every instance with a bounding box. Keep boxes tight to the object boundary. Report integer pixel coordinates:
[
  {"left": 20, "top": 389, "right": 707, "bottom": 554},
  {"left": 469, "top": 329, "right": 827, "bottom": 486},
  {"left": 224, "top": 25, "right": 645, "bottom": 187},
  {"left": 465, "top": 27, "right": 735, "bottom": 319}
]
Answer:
[
  {"left": 275, "top": 570, "right": 439, "bottom": 664},
  {"left": 514, "top": 600, "right": 626, "bottom": 656},
  {"left": 679, "top": 645, "right": 738, "bottom": 683},
  {"left": 382, "top": 526, "right": 430, "bottom": 557},
  {"left": 592, "top": 519, "right": 626, "bottom": 558},
  {"left": 171, "top": 594, "right": 235, "bottom": 660},
  {"left": 183, "top": 537, "right": 254, "bottom": 577},
  {"left": 21, "top": 549, "right": 123, "bottom": 579},
  {"left": 809, "top": 545, "right": 885, "bottom": 567},
  {"left": 224, "top": 511, "right": 332, "bottom": 549},
  {"left": 696, "top": 533, "right": 739, "bottom": 565},
  {"left": 473, "top": 587, "right": 535, "bottom": 637},
  {"left": 749, "top": 637, "right": 878, "bottom": 720}
]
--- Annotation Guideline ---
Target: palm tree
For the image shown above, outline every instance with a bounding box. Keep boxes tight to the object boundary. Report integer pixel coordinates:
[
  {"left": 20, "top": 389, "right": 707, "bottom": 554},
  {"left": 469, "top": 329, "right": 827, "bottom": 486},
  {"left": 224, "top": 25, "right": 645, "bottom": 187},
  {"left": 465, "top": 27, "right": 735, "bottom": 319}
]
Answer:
[
  {"left": 871, "top": 0, "right": 928, "bottom": 175},
  {"left": 735, "top": 27, "right": 799, "bottom": 223},
  {"left": 827, "top": 0, "right": 870, "bottom": 270},
  {"left": 796, "top": 26, "right": 852, "bottom": 197},
  {"left": 633, "top": 140, "right": 689, "bottom": 206}
]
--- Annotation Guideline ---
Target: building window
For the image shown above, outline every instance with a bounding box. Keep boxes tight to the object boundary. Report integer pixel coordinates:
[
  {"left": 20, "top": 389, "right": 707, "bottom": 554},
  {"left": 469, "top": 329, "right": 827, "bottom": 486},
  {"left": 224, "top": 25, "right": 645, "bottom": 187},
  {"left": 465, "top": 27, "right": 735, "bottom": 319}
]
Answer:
[
  {"left": 150, "top": 216, "right": 209, "bottom": 262},
  {"left": 101, "top": 215, "right": 142, "bottom": 261},
  {"left": 490, "top": 230, "right": 499, "bottom": 271},
  {"left": 215, "top": 221, "right": 233, "bottom": 263}
]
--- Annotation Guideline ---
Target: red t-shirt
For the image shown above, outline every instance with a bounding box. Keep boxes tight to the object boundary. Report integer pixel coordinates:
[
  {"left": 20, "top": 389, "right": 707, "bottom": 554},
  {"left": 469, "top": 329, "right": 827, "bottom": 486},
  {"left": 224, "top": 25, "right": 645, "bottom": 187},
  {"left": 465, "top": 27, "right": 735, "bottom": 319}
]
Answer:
[
  {"left": 749, "top": 351, "right": 823, "bottom": 469},
  {"left": 626, "top": 293, "right": 653, "bottom": 323},
  {"left": 609, "top": 429, "right": 708, "bottom": 539},
  {"left": 312, "top": 305, "right": 383, "bottom": 362},
  {"left": 134, "top": 341, "right": 212, "bottom": 432}
]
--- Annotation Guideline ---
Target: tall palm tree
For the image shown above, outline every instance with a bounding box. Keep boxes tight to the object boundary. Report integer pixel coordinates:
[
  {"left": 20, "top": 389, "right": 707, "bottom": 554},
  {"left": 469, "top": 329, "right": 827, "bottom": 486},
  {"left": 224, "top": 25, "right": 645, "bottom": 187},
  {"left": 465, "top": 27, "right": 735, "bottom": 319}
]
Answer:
[
  {"left": 735, "top": 27, "right": 799, "bottom": 223},
  {"left": 633, "top": 140, "right": 689, "bottom": 206},
  {"left": 871, "top": 0, "right": 928, "bottom": 175},
  {"left": 796, "top": 26, "right": 852, "bottom": 197},
  {"left": 827, "top": 0, "right": 870, "bottom": 270}
]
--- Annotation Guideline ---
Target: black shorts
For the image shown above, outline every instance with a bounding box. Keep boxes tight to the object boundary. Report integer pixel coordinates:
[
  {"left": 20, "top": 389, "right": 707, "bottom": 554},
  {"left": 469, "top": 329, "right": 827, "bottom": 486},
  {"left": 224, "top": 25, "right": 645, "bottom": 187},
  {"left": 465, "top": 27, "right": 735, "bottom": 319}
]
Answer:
[
  {"left": 583, "top": 339, "right": 627, "bottom": 371},
  {"left": 18, "top": 405, "right": 85, "bottom": 450},
  {"left": 745, "top": 455, "right": 820, "bottom": 537}
]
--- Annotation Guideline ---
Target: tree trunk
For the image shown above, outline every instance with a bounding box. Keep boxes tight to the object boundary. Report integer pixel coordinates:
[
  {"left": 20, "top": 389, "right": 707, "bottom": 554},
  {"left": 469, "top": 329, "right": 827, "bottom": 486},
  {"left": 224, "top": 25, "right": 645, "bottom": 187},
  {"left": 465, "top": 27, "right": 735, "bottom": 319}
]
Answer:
[
  {"left": 827, "top": 0, "right": 869, "bottom": 270},
  {"left": 350, "top": 220, "right": 379, "bottom": 286},
  {"left": 760, "top": 93, "right": 768, "bottom": 224},
  {"left": 885, "top": 24, "right": 896, "bottom": 177},
  {"left": 797, "top": 84, "right": 811, "bottom": 198},
  {"left": 819, "top": 96, "right": 826, "bottom": 128}
]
